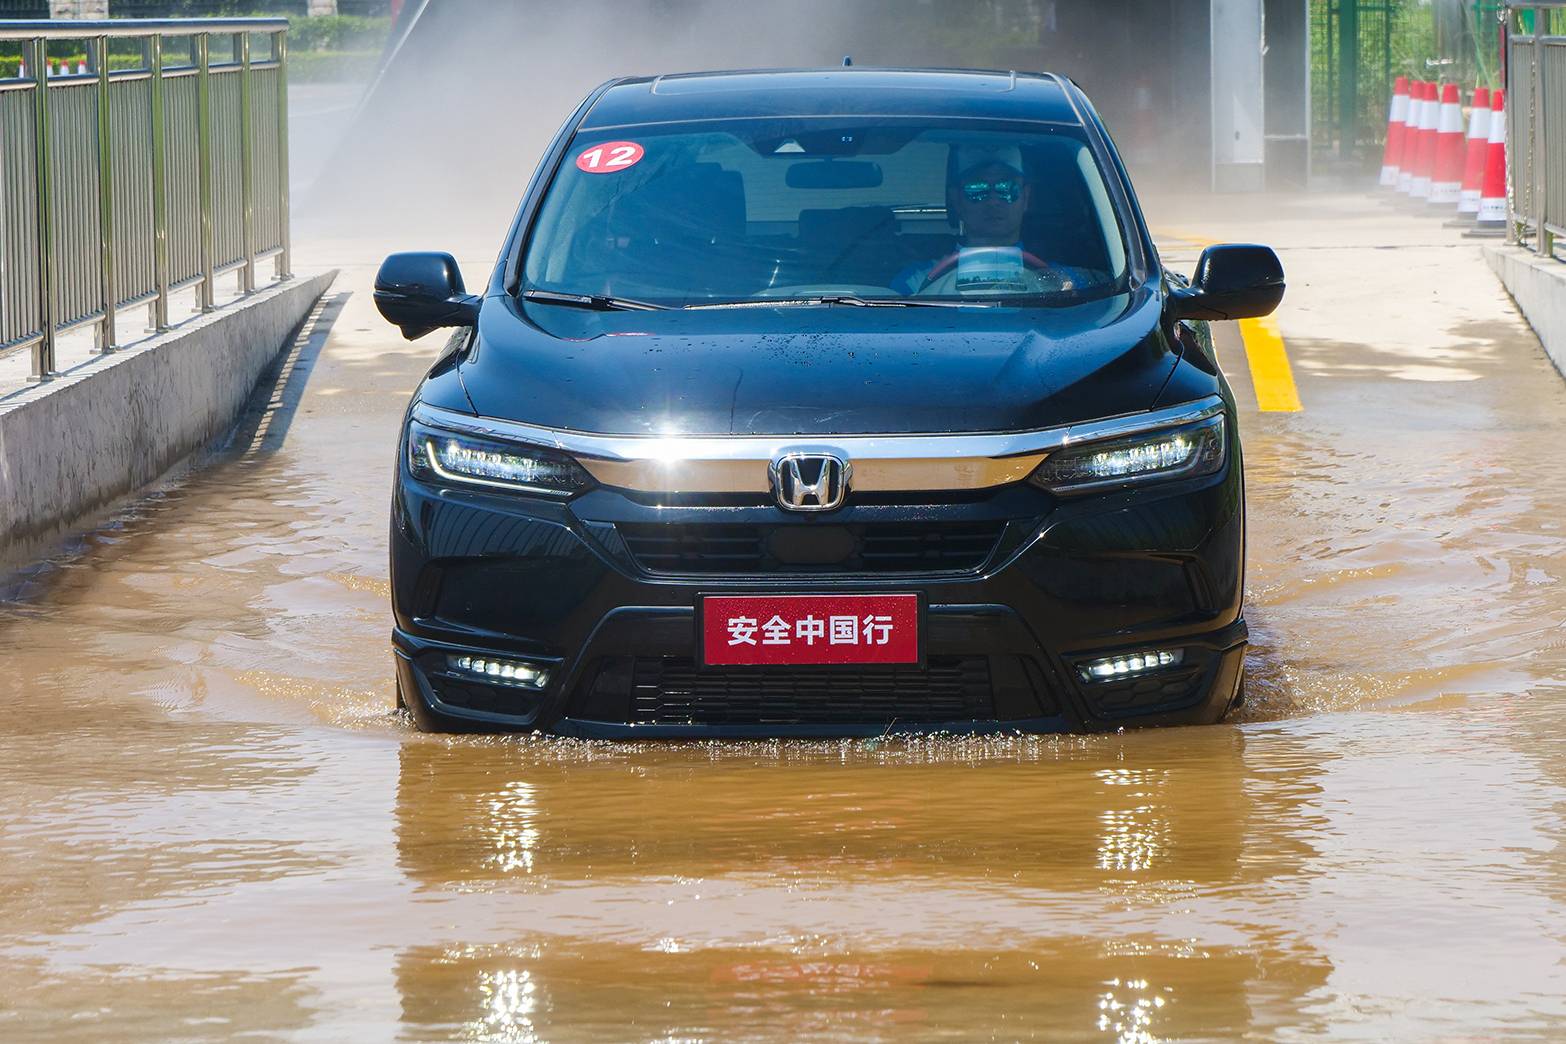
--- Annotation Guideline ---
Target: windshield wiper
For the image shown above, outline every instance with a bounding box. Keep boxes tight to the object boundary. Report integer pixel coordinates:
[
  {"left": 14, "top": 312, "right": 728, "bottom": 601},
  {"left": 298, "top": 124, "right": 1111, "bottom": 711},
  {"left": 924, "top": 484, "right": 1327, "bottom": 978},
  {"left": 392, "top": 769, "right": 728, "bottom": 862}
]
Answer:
[
  {"left": 687, "top": 294, "right": 989, "bottom": 310},
  {"left": 523, "top": 289, "right": 668, "bottom": 311}
]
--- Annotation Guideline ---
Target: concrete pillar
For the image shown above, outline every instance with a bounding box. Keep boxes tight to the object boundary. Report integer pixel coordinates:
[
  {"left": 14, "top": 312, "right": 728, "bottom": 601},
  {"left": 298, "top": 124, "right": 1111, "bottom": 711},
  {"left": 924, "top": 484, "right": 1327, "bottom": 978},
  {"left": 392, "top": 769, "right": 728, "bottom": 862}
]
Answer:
[
  {"left": 308, "top": 0, "right": 339, "bottom": 14},
  {"left": 1171, "top": 0, "right": 1214, "bottom": 192},
  {"left": 49, "top": 0, "right": 108, "bottom": 17},
  {"left": 1210, "top": 0, "right": 1266, "bottom": 191},
  {"left": 1263, "top": 0, "right": 1311, "bottom": 189}
]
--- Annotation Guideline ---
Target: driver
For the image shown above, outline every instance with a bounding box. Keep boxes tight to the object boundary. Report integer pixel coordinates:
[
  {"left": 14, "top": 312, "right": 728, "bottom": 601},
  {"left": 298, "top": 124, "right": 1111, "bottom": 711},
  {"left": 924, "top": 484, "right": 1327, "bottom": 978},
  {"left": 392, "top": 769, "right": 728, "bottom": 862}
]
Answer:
[{"left": 892, "top": 145, "right": 1086, "bottom": 296}]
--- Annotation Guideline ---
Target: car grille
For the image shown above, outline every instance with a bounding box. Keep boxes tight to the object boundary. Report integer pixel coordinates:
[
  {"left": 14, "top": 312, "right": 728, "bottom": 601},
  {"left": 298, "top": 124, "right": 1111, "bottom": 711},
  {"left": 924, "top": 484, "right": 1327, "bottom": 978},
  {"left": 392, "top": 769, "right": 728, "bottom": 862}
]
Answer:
[
  {"left": 570, "top": 655, "right": 994, "bottom": 726},
  {"left": 616, "top": 521, "right": 1008, "bottom": 575}
]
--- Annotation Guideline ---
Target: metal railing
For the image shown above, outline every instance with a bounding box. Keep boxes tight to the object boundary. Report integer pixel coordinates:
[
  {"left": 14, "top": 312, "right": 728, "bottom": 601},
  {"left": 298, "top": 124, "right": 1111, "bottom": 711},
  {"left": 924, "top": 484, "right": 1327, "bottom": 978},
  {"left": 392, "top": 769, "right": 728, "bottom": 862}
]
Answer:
[
  {"left": 1507, "top": 4, "right": 1566, "bottom": 255},
  {"left": 0, "top": 18, "right": 290, "bottom": 382}
]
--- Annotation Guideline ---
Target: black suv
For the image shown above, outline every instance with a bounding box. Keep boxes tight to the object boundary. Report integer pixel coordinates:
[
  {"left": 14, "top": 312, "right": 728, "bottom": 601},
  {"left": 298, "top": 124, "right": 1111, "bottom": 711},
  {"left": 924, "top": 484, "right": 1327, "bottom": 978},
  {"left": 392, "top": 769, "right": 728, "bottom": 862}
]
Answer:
[{"left": 374, "top": 68, "right": 1284, "bottom": 736}]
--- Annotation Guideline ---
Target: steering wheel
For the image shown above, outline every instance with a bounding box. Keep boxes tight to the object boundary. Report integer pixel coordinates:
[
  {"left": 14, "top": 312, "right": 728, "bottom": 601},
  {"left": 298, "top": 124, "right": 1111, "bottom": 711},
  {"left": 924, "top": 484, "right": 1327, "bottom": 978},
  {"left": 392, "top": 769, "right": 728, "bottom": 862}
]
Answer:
[{"left": 917, "top": 249, "right": 1053, "bottom": 293}]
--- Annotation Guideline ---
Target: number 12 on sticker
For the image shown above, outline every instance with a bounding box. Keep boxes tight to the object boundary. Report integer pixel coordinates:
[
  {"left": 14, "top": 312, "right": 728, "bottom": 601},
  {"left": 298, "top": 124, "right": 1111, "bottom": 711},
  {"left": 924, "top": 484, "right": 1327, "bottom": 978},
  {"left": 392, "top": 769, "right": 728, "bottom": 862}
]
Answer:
[{"left": 576, "top": 141, "right": 644, "bottom": 173}]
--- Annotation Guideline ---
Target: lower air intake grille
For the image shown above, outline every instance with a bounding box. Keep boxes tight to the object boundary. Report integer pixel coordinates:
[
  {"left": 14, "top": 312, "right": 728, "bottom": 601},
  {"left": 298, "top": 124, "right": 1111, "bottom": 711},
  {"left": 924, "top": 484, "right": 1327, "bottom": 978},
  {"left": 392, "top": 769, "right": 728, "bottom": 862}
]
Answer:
[
  {"left": 617, "top": 521, "right": 1007, "bottom": 575},
  {"left": 612, "top": 655, "right": 995, "bottom": 725},
  {"left": 1078, "top": 666, "right": 1205, "bottom": 717},
  {"left": 428, "top": 677, "right": 537, "bottom": 717}
]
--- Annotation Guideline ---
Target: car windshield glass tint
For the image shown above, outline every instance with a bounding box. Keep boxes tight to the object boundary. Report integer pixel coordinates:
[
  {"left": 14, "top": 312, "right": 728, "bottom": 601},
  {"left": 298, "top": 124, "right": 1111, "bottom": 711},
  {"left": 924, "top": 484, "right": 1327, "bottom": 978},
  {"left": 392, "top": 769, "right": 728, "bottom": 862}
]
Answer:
[{"left": 522, "top": 119, "right": 1131, "bottom": 307}]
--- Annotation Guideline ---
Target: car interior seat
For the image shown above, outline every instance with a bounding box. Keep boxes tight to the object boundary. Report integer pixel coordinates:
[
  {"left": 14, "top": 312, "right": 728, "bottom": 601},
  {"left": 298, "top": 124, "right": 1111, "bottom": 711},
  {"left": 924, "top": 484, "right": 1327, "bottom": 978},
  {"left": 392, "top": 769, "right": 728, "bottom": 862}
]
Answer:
[
  {"left": 612, "top": 162, "right": 757, "bottom": 297},
  {"left": 796, "top": 206, "right": 901, "bottom": 286}
]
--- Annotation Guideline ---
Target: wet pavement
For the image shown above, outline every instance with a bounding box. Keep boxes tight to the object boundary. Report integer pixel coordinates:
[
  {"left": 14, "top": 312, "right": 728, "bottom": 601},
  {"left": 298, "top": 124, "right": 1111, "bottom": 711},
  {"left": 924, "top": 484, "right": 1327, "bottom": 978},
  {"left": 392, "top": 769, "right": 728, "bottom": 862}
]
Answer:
[{"left": 3, "top": 194, "right": 1566, "bottom": 1041}]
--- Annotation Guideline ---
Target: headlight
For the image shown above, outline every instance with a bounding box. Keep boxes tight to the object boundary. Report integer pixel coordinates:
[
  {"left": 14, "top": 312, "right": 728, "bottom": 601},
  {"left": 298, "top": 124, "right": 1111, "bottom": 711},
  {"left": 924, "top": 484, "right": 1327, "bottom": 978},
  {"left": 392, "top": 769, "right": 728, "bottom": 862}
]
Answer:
[
  {"left": 407, "top": 420, "right": 593, "bottom": 496},
  {"left": 1029, "top": 414, "right": 1226, "bottom": 494}
]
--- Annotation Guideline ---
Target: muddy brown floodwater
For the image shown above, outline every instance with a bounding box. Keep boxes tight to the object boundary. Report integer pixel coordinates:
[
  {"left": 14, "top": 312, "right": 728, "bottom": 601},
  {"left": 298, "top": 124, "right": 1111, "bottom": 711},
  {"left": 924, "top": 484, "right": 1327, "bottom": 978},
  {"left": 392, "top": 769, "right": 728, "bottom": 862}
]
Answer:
[{"left": 2, "top": 194, "right": 1566, "bottom": 1042}]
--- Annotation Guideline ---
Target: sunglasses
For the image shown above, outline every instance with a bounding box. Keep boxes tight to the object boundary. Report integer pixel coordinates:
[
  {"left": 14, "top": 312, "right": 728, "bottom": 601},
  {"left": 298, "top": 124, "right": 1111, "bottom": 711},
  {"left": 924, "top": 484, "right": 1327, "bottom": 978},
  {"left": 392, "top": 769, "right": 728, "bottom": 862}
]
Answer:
[{"left": 961, "top": 177, "right": 1022, "bottom": 203}]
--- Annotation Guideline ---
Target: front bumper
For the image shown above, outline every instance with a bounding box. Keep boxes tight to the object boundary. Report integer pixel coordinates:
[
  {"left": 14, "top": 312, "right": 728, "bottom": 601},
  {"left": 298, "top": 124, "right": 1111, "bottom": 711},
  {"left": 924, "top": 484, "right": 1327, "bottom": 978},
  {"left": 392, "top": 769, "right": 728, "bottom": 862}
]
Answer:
[{"left": 390, "top": 445, "right": 1246, "bottom": 736}]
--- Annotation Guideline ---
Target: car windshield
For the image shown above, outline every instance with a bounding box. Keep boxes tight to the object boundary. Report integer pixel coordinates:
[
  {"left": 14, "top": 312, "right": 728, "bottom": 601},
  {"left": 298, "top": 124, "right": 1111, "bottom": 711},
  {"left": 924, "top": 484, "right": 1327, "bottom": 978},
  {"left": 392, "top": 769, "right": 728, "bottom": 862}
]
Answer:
[{"left": 522, "top": 118, "right": 1131, "bottom": 308}]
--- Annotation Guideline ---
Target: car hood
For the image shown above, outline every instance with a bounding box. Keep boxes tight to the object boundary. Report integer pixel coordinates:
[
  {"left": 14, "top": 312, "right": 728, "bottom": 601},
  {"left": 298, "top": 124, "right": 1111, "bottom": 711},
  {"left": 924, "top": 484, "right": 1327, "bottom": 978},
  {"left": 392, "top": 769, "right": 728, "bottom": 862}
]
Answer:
[{"left": 455, "top": 287, "right": 1177, "bottom": 436}]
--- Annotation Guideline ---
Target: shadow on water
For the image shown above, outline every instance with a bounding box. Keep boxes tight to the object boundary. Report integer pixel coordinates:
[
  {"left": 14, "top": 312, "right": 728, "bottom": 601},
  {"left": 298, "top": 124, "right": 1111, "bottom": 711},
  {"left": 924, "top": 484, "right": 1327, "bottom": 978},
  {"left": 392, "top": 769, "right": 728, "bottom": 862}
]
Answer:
[{"left": 227, "top": 290, "right": 351, "bottom": 459}]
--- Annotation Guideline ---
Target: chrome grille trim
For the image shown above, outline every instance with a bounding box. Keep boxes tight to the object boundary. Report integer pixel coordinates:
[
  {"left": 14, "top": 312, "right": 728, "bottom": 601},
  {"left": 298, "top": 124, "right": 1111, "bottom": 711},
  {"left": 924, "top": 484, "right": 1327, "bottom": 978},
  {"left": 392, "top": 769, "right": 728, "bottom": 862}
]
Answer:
[{"left": 410, "top": 396, "right": 1226, "bottom": 494}]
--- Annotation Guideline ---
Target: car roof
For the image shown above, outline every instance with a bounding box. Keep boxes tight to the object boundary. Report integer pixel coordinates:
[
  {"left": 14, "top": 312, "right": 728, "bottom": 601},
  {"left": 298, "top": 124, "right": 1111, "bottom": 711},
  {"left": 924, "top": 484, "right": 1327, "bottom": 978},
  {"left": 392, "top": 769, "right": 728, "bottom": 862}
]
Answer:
[{"left": 579, "top": 68, "right": 1083, "bottom": 130}]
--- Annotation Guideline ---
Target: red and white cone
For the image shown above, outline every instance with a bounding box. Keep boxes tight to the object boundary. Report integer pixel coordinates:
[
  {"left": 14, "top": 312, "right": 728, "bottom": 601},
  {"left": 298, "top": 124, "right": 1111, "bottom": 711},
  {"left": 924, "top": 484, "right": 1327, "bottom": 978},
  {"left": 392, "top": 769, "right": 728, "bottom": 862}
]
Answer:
[
  {"left": 1397, "top": 81, "right": 1425, "bottom": 195},
  {"left": 1380, "top": 76, "right": 1410, "bottom": 187},
  {"left": 1411, "top": 82, "right": 1441, "bottom": 200},
  {"left": 1429, "top": 83, "right": 1465, "bottom": 206},
  {"left": 1475, "top": 89, "right": 1508, "bottom": 231},
  {"left": 1457, "top": 87, "right": 1492, "bottom": 216},
  {"left": 77, "top": 60, "right": 88, "bottom": 75}
]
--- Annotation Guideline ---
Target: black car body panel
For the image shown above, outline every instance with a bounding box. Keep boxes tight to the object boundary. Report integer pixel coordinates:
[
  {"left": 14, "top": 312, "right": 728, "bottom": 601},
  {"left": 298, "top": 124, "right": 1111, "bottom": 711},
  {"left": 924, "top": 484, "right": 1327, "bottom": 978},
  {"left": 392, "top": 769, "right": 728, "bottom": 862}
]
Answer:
[
  {"left": 576, "top": 70, "right": 1084, "bottom": 130},
  {"left": 389, "top": 444, "right": 1247, "bottom": 735},
  {"left": 464, "top": 287, "right": 1174, "bottom": 435},
  {"left": 384, "top": 68, "right": 1273, "bottom": 736}
]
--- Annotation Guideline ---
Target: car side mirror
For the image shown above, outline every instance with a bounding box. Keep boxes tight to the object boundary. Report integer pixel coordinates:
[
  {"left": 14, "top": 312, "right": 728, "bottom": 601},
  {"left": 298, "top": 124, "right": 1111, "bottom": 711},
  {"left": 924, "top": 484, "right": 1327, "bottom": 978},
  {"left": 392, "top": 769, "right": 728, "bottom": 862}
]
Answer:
[
  {"left": 1169, "top": 243, "right": 1285, "bottom": 321},
  {"left": 373, "top": 251, "right": 481, "bottom": 340}
]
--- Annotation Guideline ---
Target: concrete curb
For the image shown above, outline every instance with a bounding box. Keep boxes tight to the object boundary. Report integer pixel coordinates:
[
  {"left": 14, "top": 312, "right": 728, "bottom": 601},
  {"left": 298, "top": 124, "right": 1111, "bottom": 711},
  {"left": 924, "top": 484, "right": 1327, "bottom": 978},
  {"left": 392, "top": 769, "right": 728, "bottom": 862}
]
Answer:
[
  {"left": 1483, "top": 244, "right": 1566, "bottom": 381},
  {"left": 0, "top": 271, "right": 337, "bottom": 572}
]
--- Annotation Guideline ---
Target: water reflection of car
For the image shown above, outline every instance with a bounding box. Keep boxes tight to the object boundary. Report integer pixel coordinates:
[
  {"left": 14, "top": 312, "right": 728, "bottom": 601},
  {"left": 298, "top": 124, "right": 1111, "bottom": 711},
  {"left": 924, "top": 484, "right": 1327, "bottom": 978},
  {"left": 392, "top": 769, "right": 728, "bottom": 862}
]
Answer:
[
  {"left": 389, "top": 732, "right": 1331, "bottom": 1039},
  {"left": 373, "top": 68, "right": 1285, "bottom": 736}
]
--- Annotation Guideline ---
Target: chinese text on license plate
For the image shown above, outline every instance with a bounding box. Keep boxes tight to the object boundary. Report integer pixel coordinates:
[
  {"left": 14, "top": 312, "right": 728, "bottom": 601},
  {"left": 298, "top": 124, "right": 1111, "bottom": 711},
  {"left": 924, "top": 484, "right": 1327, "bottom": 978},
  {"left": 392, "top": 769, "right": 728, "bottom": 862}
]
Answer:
[{"left": 700, "top": 594, "right": 922, "bottom": 666}]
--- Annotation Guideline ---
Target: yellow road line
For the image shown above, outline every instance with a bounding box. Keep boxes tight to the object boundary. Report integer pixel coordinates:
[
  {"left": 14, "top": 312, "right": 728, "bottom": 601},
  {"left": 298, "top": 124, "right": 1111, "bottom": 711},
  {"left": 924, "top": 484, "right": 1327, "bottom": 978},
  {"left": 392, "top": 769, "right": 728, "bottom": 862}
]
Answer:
[
  {"left": 1153, "top": 228, "right": 1218, "bottom": 249},
  {"left": 1153, "top": 227, "right": 1304, "bottom": 413},
  {"left": 1236, "top": 315, "right": 1302, "bottom": 412}
]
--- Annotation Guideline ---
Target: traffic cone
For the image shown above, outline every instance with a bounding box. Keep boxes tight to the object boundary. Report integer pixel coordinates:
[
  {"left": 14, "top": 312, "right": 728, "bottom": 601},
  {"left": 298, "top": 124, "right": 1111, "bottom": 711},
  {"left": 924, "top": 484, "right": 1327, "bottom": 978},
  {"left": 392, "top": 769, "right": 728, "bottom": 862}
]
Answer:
[
  {"left": 1411, "top": 82, "right": 1441, "bottom": 200},
  {"left": 1473, "top": 89, "right": 1508, "bottom": 234},
  {"left": 76, "top": 60, "right": 87, "bottom": 75},
  {"left": 1380, "top": 76, "right": 1410, "bottom": 187},
  {"left": 1430, "top": 83, "right": 1465, "bottom": 206},
  {"left": 1456, "top": 86, "right": 1492, "bottom": 216},
  {"left": 1397, "top": 81, "right": 1425, "bottom": 195}
]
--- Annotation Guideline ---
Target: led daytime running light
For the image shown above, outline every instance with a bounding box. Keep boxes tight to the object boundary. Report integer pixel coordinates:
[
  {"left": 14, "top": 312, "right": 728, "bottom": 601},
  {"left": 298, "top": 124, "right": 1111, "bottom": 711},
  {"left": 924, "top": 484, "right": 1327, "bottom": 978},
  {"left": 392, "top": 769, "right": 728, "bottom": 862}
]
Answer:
[
  {"left": 1031, "top": 414, "right": 1225, "bottom": 493},
  {"left": 448, "top": 654, "right": 551, "bottom": 690},
  {"left": 409, "top": 421, "right": 592, "bottom": 496},
  {"left": 428, "top": 438, "right": 574, "bottom": 486},
  {"left": 1078, "top": 648, "right": 1184, "bottom": 683},
  {"left": 1083, "top": 433, "right": 1192, "bottom": 478}
]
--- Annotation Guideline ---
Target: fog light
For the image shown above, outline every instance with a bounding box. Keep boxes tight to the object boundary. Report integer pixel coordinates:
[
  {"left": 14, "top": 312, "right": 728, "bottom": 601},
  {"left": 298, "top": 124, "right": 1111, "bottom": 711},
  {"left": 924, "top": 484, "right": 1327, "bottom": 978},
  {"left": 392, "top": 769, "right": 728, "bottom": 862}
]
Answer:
[
  {"left": 448, "top": 654, "right": 550, "bottom": 690},
  {"left": 1077, "top": 649, "right": 1184, "bottom": 683}
]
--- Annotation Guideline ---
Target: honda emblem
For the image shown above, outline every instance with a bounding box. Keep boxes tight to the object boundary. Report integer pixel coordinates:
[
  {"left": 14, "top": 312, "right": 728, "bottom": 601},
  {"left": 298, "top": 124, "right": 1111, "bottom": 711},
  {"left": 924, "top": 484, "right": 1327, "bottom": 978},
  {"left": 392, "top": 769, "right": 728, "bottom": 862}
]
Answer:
[{"left": 770, "top": 453, "right": 849, "bottom": 512}]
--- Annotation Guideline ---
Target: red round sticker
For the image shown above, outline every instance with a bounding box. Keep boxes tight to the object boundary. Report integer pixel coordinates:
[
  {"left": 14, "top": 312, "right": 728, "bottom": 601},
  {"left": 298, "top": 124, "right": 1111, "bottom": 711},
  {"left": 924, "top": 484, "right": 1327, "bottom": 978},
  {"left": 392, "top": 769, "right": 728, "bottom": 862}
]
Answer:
[{"left": 575, "top": 141, "right": 644, "bottom": 173}]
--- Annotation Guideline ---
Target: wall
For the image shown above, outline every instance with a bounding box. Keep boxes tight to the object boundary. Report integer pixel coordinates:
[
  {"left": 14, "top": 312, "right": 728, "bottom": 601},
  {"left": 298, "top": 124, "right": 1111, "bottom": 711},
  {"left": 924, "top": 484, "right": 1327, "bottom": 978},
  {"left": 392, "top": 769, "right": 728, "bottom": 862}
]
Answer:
[
  {"left": 1264, "top": 0, "right": 1310, "bottom": 189},
  {"left": 1486, "top": 245, "right": 1566, "bottom": 383},
  {"left": 0, "top": 271, "right": 335, "bottom": 572}
]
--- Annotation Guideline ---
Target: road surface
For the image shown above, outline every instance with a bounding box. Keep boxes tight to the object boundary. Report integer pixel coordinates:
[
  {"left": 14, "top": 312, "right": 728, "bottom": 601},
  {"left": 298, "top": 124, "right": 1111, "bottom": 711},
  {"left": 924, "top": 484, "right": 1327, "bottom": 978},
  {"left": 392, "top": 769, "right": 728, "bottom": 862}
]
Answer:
[{"left": 1, "top": 193, "right": 1564, "bottom": 1040}]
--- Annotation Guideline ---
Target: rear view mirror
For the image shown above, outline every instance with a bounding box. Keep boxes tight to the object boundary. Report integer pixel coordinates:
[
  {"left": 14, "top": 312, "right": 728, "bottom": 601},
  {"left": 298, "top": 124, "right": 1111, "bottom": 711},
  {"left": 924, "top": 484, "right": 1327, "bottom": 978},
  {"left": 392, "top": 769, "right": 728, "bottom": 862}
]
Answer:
[
  {"left": 785, "top": 160, "right": 884, "bottom": 190},
  {"left": 374, "top": 251, "right": 481, "bottom": 340},
  {"left": 1169, "top": 244, "right": 1285, "bottom": 321}
]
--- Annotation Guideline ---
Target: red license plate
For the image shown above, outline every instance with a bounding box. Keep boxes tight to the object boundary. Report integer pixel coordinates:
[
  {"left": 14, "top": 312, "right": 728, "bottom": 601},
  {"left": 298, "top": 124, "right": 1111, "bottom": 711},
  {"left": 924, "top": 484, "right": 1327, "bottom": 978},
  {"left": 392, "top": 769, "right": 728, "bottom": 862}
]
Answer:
[{"left": 700, "top": 593, "right": 922, "bottom": 666}]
